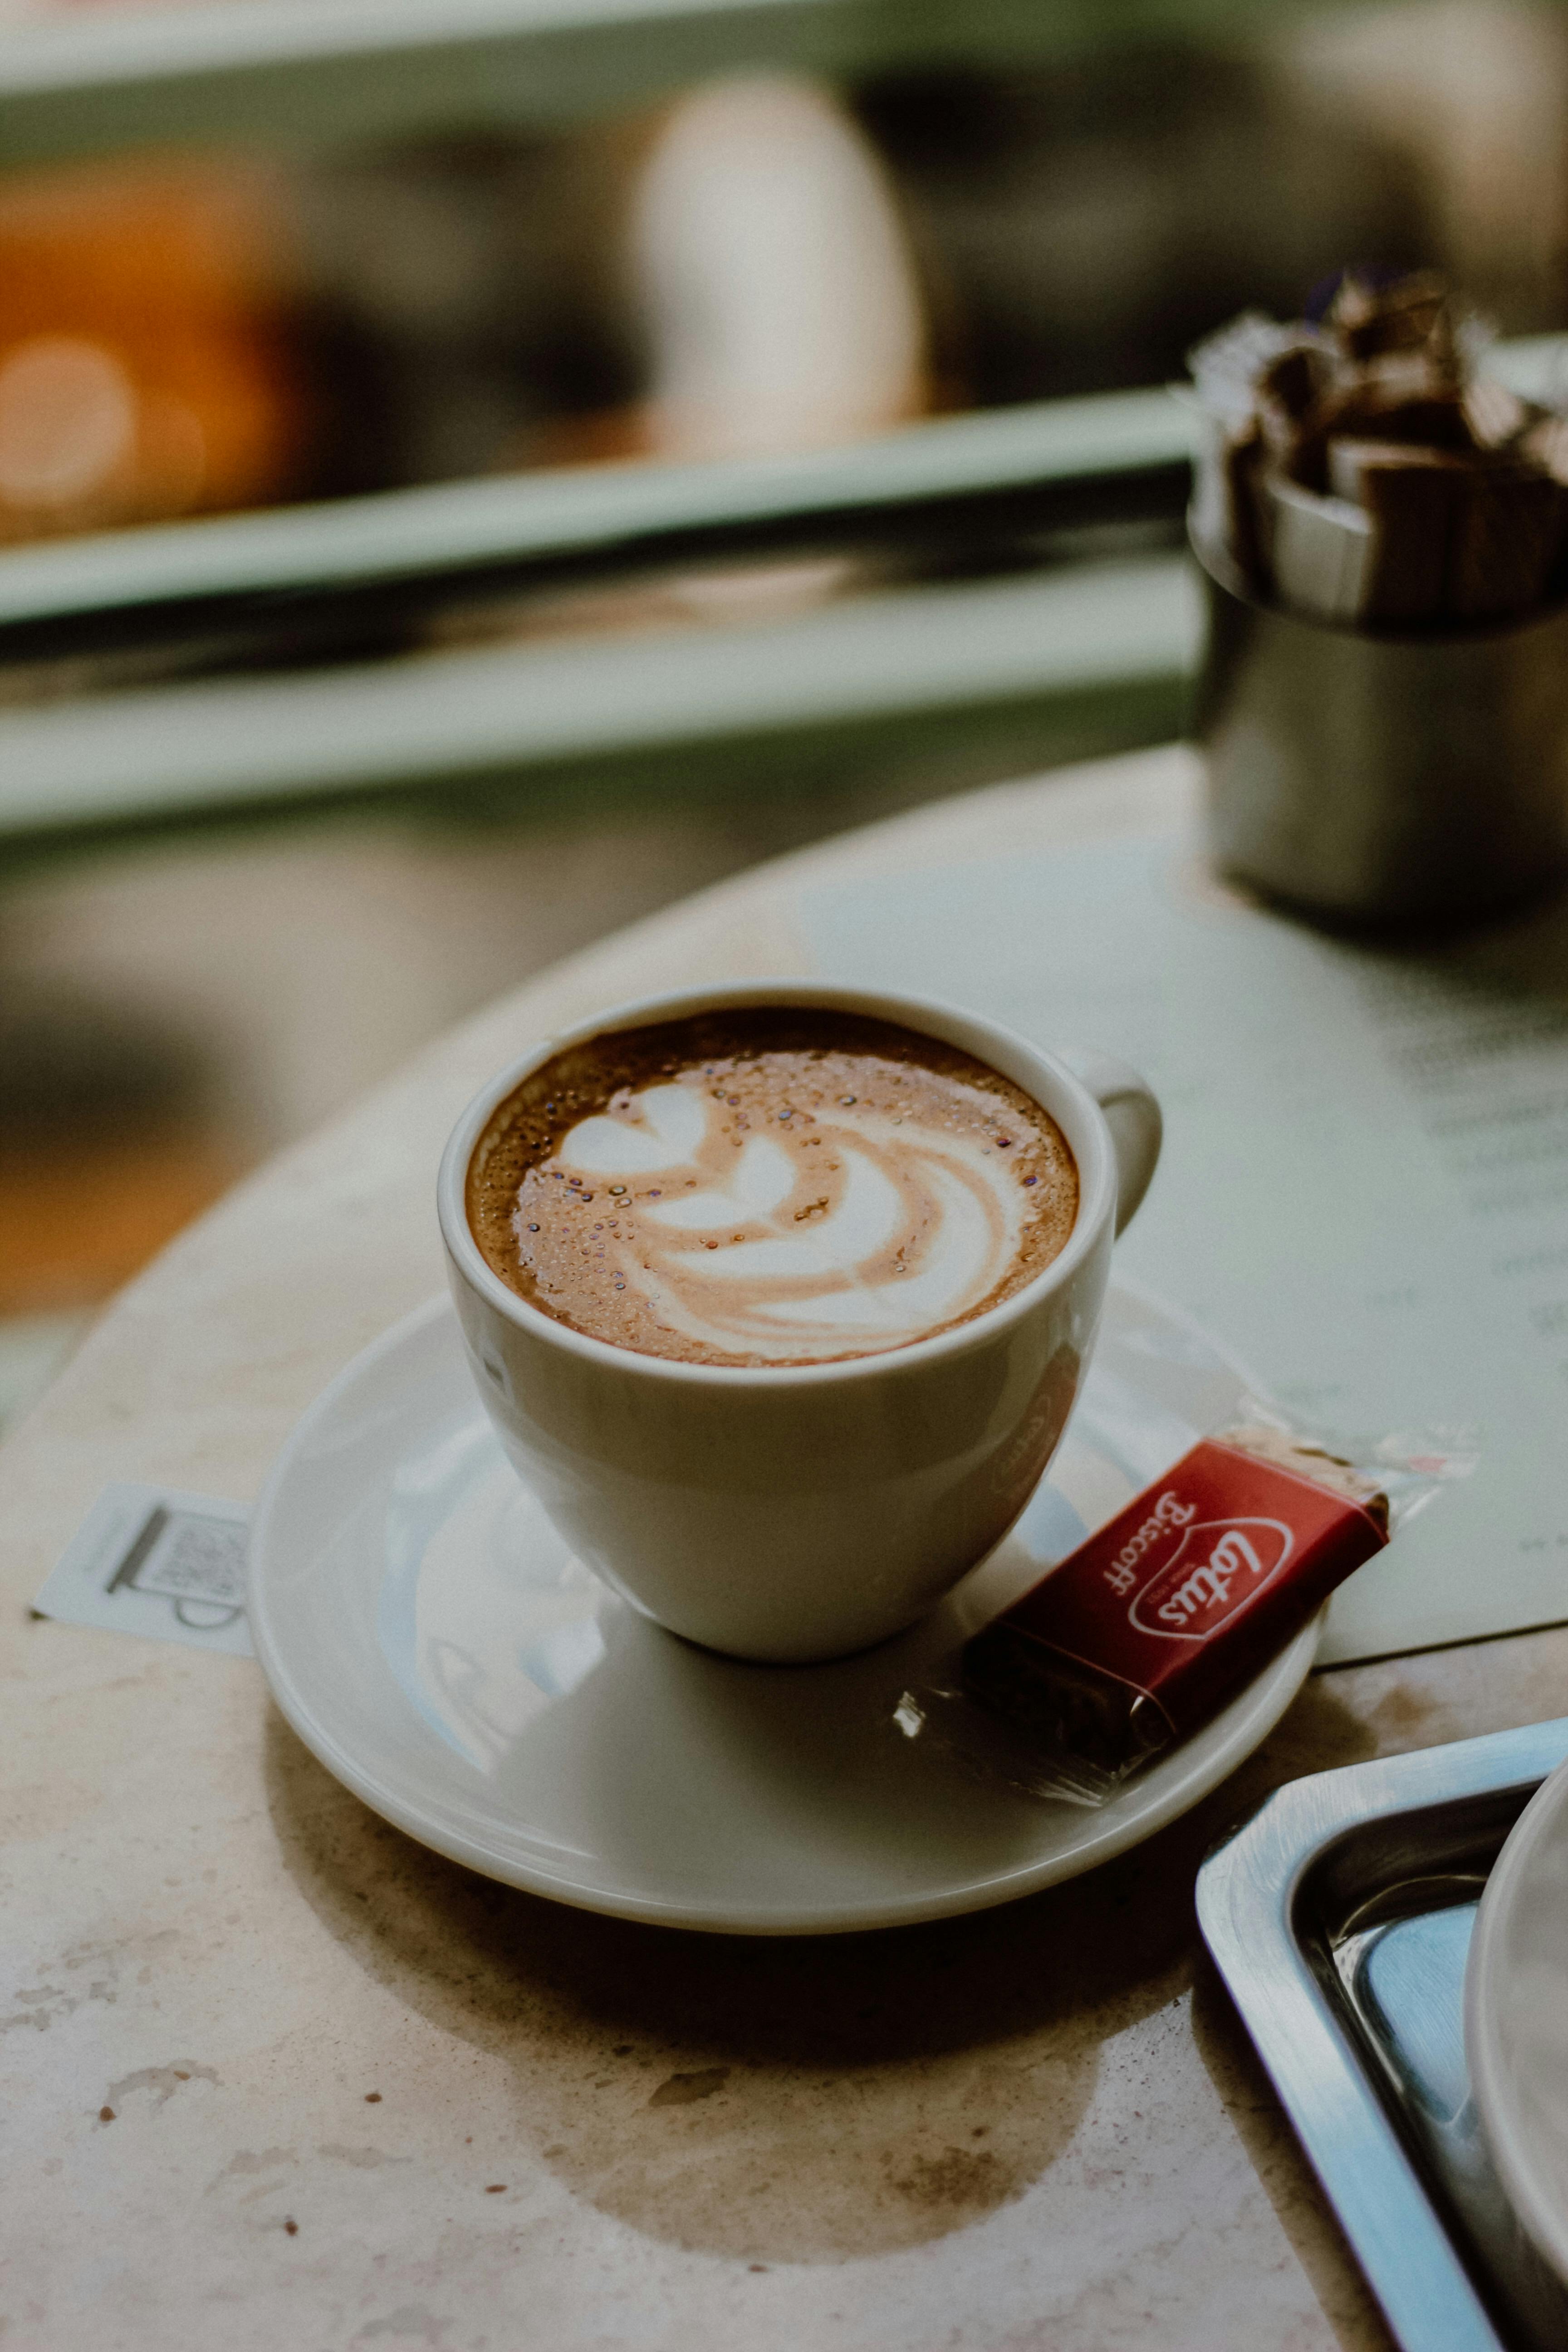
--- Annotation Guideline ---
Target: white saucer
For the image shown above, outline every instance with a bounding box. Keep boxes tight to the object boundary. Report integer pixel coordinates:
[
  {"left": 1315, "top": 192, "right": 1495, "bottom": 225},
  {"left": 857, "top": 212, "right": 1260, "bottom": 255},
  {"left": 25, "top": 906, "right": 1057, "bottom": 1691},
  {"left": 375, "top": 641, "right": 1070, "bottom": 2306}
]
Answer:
[
  {"left": 248, "top": 1284, "right": 1320, "bottom": 1935},
  {"left": 1467, "top": 1757, "right": 1568, "bottom": 2286}
]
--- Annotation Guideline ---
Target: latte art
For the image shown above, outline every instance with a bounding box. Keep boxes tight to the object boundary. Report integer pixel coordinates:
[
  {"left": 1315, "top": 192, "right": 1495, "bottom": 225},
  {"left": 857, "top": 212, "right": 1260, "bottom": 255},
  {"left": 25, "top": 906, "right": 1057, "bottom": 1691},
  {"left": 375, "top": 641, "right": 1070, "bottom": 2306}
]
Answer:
[
  {"left": 467, "top": 1009, "right": 1078, "bottom": 1368},
  {"left": 556, "top": 1079, "right": 1025, "bottom": 1358}
]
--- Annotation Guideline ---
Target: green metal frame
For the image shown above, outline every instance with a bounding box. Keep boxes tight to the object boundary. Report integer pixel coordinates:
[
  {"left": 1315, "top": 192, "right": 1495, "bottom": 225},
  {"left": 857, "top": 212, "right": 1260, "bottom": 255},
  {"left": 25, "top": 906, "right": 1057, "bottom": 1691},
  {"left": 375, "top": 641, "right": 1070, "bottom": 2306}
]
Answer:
[
  {"left": 0, "top": 381, "right": 1196, "bottom": 846},
  {"left": 0, "top": 390, "right": 1192, "bottom": 661},
  {"left": 0, "top": 0, "right": 1333, "bottom": 165},
  {"left": 0, "top": 554, "right": 1196, "bottom": 846}
]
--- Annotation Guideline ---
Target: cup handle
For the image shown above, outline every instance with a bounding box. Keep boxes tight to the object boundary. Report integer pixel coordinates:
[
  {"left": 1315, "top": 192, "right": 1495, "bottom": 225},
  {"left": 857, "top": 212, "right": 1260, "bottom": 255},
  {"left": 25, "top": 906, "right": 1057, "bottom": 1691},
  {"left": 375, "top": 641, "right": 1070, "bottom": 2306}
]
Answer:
[{"left": 1061, "top": 1051, "right": 1162, "bottom": 1236}]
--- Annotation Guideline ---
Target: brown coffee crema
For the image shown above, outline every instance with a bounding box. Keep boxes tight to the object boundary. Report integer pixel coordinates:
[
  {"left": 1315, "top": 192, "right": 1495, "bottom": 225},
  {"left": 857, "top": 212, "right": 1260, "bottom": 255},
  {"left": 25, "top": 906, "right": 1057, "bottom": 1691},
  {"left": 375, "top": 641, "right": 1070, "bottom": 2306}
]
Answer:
[{"left": 466, "top": 1008, "right": 1078, "bottom": 1368}]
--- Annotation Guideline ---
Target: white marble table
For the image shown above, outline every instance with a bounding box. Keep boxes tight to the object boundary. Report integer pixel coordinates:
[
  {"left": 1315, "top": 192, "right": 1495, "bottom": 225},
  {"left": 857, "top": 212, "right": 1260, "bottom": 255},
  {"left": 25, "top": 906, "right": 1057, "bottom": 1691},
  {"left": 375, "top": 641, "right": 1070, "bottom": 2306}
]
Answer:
[{"left": 6, "top": 742, "right": 1563, "bottom": 2352}]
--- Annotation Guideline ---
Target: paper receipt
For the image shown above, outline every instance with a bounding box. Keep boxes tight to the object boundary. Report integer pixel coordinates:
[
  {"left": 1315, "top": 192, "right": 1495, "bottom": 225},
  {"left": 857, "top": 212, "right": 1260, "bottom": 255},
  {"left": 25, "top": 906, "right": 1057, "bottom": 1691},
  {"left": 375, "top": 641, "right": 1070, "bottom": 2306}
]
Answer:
[{"left": 33, "top": 1483, "right": 253, "bottom": 1657}]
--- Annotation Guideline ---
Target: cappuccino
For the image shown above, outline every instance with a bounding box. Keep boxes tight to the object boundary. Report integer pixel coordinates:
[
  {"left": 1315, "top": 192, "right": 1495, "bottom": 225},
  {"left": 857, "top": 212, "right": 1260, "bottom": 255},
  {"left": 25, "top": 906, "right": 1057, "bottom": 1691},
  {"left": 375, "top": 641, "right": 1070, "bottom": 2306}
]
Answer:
[{"left": 468, "top": 1007, "right": 1078, "bottom": 1369}]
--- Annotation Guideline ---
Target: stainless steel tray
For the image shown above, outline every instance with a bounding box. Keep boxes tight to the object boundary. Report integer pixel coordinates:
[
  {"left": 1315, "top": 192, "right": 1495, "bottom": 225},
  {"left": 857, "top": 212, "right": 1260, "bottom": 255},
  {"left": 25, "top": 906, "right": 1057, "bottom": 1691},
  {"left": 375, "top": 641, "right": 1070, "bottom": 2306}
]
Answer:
[{"left": 1198, "top": 1718, "right": 1568, "bottom": 2352}]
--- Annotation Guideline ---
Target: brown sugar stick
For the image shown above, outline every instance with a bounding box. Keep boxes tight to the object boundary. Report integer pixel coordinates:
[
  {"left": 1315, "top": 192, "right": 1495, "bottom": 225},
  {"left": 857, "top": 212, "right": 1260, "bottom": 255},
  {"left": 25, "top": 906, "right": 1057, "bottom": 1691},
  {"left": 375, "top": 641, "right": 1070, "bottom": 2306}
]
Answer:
[
  {"left": 1220, "top": 419, "right": 1269, "bottom": 593},
  {"left": 1446, "top": 463, "right": 1563, "bottom": 621},
  {"left": 1328, "top": 442, "right": 1464, "bottom": 624},
  {"left": 1329, "top": 269, "right": 1450, "bottom": 362},
  {"left": 1293, "top": 387, "right": 1473, "bottom": 493}
]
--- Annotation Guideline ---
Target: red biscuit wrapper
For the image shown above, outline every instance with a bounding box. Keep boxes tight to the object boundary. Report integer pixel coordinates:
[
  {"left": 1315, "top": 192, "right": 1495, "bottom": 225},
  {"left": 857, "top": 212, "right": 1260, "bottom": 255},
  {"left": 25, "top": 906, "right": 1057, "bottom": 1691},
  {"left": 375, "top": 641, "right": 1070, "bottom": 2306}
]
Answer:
[
  {"left": 893, "top": 1411, "right": 1468, "bottom": 1803},
  {"left": 960, "top": 1432, "right": 1388, "bottom": 1784}
]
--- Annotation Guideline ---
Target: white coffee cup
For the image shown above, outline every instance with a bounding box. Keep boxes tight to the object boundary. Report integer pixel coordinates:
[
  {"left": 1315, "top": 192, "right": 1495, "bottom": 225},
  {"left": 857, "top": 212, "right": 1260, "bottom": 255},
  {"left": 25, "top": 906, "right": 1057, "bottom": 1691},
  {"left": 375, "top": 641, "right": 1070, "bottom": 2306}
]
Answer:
[{"left": 438, "top": 980, "right": 1160, "bottom": 1663}]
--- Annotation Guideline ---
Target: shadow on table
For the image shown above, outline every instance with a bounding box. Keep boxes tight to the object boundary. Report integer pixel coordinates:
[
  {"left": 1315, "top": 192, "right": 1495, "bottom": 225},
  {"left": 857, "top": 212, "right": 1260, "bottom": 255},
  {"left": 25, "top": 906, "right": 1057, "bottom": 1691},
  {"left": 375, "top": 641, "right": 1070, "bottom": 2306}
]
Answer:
[
  {"left": 263, "top": 1656, "right": 1392, "bottom": 2277},
  {"left": 264, "top": 1672, "right": 1383, "bottom": 2275}
]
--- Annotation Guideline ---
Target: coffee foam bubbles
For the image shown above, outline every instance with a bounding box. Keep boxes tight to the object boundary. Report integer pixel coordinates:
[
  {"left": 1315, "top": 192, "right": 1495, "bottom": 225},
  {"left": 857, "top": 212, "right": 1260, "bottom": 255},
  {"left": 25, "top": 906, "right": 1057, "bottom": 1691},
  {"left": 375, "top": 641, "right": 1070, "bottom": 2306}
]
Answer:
[{"left": 554, "top": 1076, "right": 1028, "bottom": 1362}]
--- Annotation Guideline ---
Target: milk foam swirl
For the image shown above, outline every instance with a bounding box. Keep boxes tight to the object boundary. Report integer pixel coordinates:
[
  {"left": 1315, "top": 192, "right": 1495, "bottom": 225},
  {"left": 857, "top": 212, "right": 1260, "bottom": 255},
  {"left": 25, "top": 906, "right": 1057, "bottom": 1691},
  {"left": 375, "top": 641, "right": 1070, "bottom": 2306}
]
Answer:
[{"left": 554, "top": 1077, "right": 1027, "bottom": 1362}]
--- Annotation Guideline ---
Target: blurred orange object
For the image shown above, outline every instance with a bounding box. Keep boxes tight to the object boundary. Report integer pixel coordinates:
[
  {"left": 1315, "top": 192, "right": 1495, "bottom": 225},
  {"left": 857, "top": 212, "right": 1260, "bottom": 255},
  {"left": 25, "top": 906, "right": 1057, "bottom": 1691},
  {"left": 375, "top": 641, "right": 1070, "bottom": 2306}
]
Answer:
[
  {"left": 0, "top": 1134, "right": 245, "bottom": 1316},
  {"left": 0, "top": 158, "right": 308, "bottom": 541}
]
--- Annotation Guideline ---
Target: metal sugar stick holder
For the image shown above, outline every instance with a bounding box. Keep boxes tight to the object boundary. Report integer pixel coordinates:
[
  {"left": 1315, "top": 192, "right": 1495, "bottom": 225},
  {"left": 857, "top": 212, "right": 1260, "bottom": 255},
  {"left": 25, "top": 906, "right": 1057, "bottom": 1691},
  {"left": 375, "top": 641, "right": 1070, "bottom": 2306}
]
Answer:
[{"left": 1190, "top": 531, "right": 1568, "bottom": 931}]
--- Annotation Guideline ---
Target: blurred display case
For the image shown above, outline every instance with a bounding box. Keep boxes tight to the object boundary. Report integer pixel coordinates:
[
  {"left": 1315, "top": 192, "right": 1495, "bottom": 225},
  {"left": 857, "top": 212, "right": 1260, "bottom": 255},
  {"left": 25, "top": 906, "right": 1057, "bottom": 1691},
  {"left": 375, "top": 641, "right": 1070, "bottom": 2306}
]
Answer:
[{"left": 6, "top": 0, "right": 1557, "bottom": 844}]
